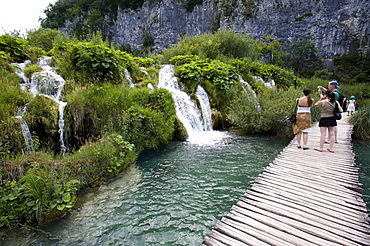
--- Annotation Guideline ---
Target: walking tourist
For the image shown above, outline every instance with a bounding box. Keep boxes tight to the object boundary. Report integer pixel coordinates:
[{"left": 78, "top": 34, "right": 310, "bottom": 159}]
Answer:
[
  {"left": 314, "top": 90, "right": 343, "bottom": 153},
  {"left": 317, "top": 81, "right": 342, "bottom": 143},
  {"left": 292, "top": 88, "right": 314, "bottom": 150},
  {"left": 347, "top": 96, "right": 356, "bottom": 115}
]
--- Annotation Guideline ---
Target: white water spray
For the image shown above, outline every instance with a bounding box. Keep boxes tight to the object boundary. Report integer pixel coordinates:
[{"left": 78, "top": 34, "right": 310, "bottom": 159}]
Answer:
[
  {"left": 158, "top": 65, "right": 213, "bottom": 137},
  {"left": 14, "top": 57, "right": 67, "bottom": 155},
  {"left": 16, "top": 105, "right": 34, "bottom": 152},
  {"left": 239, "top": 76, "right": 262, "bottom": 113}
]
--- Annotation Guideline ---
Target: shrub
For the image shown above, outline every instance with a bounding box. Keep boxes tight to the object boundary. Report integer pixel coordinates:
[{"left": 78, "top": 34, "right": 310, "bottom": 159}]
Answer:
[
  {"left": 160, "top": 30, "right": 260, "bottom": 63},
  {"left": 349, "top": 107, "right": 370, "bottom": 140},
  {"left": 51, "top": 42, "right": 134, "bottom": 85},
  {"left": 0, "top": 35, "right": 29, "bottom": 63},
  {"left": 26, "top": 28, "right": 70, "bottom": 52}
]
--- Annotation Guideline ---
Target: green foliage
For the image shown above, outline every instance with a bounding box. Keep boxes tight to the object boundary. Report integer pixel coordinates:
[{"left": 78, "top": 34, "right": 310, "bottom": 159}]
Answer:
[
  {"left": 64, "top": 83, "right": 130, "bottom": 151},
  {"left": 26, "top": 28, "right": 70, "bottom": 52},
  {"left": 51, "top": 41, "right": 134, "bottom": 84},
  {"left": 160, "top": 30, "right": 260, "bottom": 63},
  {"left": 258, "top": 34, "right": 285, "bottom": 66},
  {"left": 225, "top": 58, "right": 303, "bottom": 89},
  {"left": 349, "top": 107, "right": 370, "bottom": 140},
  {"left": 0, "top": 67, "right": 33, "bottom": 154},
  {"left": 41, "top": 0, "right": 146, "bottom": 38},
  {"left": 0, "top": 155, "right": 81, "bottom": 227},
  {"left": 64, "top": 134, "right": 136, "bottom": 185},
  {"left": 248, "top": 61, "right": 303, "bottom": 89},
  {"left": 227, "top": 86, "right": 298, "bottom": 136},
  {"left": 121, "top": 87, "right": 176, "bottom": 151},
  {"left": 282, "top": 36, "right": 324, "bottom": 77},
  {"left": 23, "top": 64, "right": 42, "bottom": 79},
  {"left": 334, "top": 54, "right": 370, "bottom": 84},
  {"left": 24, "top": 96, "right": 60, "bottom": 152},
  {"left": 133, "top": 57, "right": 157, "bottom": 67},
  {"left": 0, "top": 35, "right": 29, "bottom": 63},
  {"left": 172, "top": 57, "right": 239, "bottom": 92}
]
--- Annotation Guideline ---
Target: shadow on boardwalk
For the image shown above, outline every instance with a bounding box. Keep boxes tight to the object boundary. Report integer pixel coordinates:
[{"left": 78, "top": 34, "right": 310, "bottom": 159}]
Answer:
[{"left": 203, "top": 113, "right": 370, "bottom": 245}]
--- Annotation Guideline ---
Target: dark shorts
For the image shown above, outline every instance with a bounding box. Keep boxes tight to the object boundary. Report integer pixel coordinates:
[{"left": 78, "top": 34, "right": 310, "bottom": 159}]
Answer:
[{"left": 319, "top": 117, "right": 337, "bottom": 127}]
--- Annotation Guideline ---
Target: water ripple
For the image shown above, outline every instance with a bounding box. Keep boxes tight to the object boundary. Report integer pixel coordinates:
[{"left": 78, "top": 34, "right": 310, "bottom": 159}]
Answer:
[{"left": 2, "top": 132, "right": 289, "bottom": 246}]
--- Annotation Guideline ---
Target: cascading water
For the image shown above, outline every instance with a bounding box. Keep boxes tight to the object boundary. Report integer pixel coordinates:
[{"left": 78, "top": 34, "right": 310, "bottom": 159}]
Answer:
[
  {"left": 16, "top": 105, "right": 34, "bottom": 152},
  {"left": 239, "top": 75, "right": 262, "bottom": 113},
  {"left": 14, "top": 57, "right": 67, "bottom": 155},
  {"left": 195, "top": 84, "right": 213, "bottom": 131},
  {"left": 124, "top": 68, "right": 135, "bottom": 88},
  {"left": 158, "top": 65, "right": 213, "bottom": 137}
]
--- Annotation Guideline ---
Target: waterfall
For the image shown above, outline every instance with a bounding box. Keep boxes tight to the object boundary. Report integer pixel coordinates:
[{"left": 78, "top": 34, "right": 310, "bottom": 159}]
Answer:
[
  {"left": 16, "top": 105, "right": 34, "bottom": 152},
  {"left": 195, "top": 84, "right": 212, "bottom": 131},
  {"left": 158, "top": 65, "right": 213, "bottom": 137},
  {"left": 12, "top": 60, "right": 31, "bottom": 91},
  {"left": 252, "top": 76, "right": 275, "bottom": 88},
  {"left": 33, "top": 57, "right": 67, "bottom": 155},
  {"left": 239, "top": 76, "right": 262, "bottom": 113},
  {"left": 14, "top": 57, "right": 67, "bottom": 155},
  {"left": 124, "top": 68, "right": 135, "bottom": 87}
]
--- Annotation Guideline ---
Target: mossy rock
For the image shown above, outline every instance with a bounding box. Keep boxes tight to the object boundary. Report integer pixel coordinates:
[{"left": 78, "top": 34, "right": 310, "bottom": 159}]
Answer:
[{"left": 174, "top": 117, "right": 188, "bottom": 139}]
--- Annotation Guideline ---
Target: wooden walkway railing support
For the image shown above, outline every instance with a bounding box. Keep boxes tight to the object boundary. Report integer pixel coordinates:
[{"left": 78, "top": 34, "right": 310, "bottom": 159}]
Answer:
[{"left": 203, "top": 114, "right": 370, "bottom": 245}]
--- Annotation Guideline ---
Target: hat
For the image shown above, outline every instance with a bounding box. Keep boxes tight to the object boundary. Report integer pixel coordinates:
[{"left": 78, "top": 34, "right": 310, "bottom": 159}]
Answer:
[
  {"left": 351, "top": 96, "right": 355, "bottom": 99},
  {"left": 329, "top": 81, "right": 340, "bottom": 88}
]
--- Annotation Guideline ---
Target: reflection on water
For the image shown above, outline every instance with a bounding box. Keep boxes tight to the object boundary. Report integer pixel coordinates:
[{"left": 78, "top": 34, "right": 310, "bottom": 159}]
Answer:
[{"left": 0, "top": 132, "right": 321, "bottom": 245}]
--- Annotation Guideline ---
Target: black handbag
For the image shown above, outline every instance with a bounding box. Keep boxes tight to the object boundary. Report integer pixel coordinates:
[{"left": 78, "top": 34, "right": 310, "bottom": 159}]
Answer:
[
  {"left": 334, "top": 101, "right": 342, "bottom": 120},
  {"left": 289, "top": 114, "right": 297, "bottom": 123},
  {"left": 289, "top": 100, "right": 298, "bottom": 123}
]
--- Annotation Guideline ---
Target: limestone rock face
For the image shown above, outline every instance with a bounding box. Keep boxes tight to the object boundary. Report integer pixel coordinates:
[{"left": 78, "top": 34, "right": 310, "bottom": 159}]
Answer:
[{"left": 103, "top": 0, "right": 369, "bottom": 58}]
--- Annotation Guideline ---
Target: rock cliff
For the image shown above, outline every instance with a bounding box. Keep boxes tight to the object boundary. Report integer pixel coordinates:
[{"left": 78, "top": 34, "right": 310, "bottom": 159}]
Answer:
[{"left": 105, "top": 0, "right": 369, "bottom": 59}]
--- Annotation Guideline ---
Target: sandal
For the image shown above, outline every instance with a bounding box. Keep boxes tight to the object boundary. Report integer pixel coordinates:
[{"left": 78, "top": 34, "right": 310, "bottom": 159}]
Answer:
[
  {"left": 327, "top": 149, "right": 335, "bottom": 153},
  {"left": 314, "top": 148, "right": 323, "bottom": 152},
  {"left": 303, "top": 147, "right": 309, "bottom": 150},
  {"left": 297, "top": 146, "right": 302, "bottom": 149}
]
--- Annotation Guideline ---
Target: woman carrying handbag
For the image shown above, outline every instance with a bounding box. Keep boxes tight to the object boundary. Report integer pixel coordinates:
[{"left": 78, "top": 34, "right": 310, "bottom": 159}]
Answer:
[{"left": 314, "top": 90, "right": 343, "bottom": 153}]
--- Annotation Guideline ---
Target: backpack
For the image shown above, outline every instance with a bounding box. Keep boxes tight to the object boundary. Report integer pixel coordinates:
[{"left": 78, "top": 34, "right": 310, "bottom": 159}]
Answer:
[{"left": 335, "top": 91, "right": 347, "bottom": 111}]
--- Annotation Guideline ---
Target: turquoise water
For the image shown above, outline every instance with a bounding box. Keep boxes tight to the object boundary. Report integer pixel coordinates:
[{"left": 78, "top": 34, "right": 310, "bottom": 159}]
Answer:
[
  {"left": 354, "top": 140, "right": 370, "bottom": 212},
  {"left": 1, "top": 131, "right": 289, "bottom": 246},
  {"left": 2, "top": 132, "right": 369, "bottom": 246}
]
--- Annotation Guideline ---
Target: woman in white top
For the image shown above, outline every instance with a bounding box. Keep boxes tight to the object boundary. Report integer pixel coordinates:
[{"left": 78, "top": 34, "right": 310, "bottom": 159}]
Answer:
[{"left": 292, "top": 88, "right": 314, "bottom": 150}]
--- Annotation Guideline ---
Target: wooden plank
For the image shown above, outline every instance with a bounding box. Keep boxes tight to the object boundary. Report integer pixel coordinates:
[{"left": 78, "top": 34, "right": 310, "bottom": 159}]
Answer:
[
  {"left": 224, "top": 212, "right": 317, "bottom": 246},
  {"left": 267, "top": 161, "right": 361, "bottom": 187},
  {"left": 252, "top": 174, "right": 368, "bottom": 212},
  {"left": 248, "top": 183, "right": 370, "bottom": 231},
  {"left": 204, "top": 116, "right": 370, "bottom": 245},
  {"left": 230, "top": 205, "right": 342, "bottom": 246},
  {"left": 214, "top": 221, "right": 272, "bottom": 246},
  {"left": 203, "top": 230, "right": 247, "bottom": 246},
  {"left": 271, "top": 159, "right": 359, "bottom": 176},
  {"left": 261, "top": 167, "right": 363, "bottom": 198},
  {"left": 234, "top": 200, "right": 361, "bottom": 245},
  {"left": 238, "top": 194, "right": 370, "bottom": 244}
]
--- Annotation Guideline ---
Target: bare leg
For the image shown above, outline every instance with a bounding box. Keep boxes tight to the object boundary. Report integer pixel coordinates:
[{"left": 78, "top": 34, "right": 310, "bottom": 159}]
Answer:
[
  {"left": 303, "top": 132, "right": 308, "bottom": 148},
  {"left": 296, "top": 132, "right": 302, "bottom": 147},
  {"left": 319, "top": 127, "right": 326, "bottom": 150},
  {"left": 334, "top": 126, "right": 338, "bottom": 143},
  {"left": 328, "top": 126, "right": 335, "bottom": 150}
]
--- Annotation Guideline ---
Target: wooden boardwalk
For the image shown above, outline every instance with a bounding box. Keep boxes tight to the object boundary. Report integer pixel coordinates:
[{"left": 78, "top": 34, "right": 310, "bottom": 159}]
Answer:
[{"left": 203, "top": 113, "right": 370, "bottom": 245}]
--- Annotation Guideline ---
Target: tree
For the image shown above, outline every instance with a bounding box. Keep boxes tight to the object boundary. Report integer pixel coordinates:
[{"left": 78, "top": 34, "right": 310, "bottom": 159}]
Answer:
[{"left": 282, "top": 37, "right": 323, "bottom": 77}]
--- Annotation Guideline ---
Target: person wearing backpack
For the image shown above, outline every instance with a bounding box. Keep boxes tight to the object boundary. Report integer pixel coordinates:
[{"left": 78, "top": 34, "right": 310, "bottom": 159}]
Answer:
[{"left": 317, "top": 81, "right": 343, "bottom": 143}]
